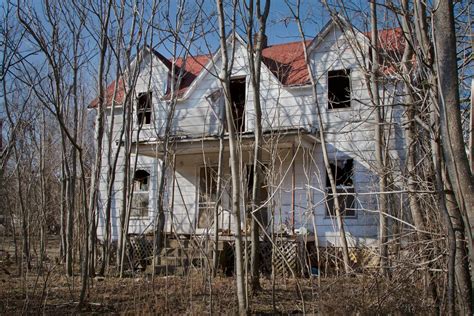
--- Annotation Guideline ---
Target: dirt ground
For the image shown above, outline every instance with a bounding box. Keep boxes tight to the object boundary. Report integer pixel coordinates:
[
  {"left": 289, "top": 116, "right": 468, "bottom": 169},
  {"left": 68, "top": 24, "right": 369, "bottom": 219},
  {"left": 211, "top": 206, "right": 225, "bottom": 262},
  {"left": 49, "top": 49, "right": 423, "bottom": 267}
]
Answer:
[{"left": 0, "top": 235, "right": 436, "bottom": 315}]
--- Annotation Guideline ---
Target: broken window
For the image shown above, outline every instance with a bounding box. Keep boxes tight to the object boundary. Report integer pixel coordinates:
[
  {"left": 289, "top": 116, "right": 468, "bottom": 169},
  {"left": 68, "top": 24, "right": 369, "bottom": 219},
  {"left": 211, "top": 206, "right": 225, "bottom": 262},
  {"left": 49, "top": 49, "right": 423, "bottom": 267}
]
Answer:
[
  {"left": 246, "top": 164, "right": 269, "bottom": 229},
  {"left": 131, "top": 169, "right": 150, "bottom": 217},
  {"left": 328, "top": 69, "right": 351, "bottom": 109},
  {"left": 205, "top": 89, "right": 225, "bottom": 127},
  {"left": 198, "top": 166, "right": 218, "bottom": 229},
  {"left": 137, "top": 92, "right": 152, "bottom": 125},
  {"left": 326, "top": 159, "right": 356, "bottom": 217},
  {"left": 229, "top": 78, "right": 246, "bottom": 132}
]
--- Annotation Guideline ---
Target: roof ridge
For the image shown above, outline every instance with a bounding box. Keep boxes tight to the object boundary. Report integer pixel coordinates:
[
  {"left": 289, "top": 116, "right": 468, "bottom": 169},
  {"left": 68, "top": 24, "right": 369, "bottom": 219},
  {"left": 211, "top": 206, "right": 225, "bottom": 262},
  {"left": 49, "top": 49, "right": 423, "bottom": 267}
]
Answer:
[
  {"left": 264, "top": 39, "right": 311, "bottom": 48},
  {"left": 168, "top": 53, "right": 212, "bottom": 61}
]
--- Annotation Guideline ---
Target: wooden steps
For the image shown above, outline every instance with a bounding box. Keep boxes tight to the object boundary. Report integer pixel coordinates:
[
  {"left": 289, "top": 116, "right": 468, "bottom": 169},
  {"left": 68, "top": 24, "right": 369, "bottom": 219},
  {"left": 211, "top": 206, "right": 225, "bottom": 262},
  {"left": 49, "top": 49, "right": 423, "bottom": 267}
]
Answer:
[{"left": 139, "top": 237, "right": 207, "bottom": 275}]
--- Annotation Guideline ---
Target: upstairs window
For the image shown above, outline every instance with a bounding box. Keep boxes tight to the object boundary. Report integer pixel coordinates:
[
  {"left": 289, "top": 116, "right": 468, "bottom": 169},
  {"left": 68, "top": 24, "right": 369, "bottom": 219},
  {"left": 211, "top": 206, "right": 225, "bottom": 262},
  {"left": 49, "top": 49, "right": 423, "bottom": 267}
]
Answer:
[
  {"left": 131, "top": 169, "right": 150, "bottom": 218},
  {"left": 326, "top": 159, "right": 356, "bottom": 217},
  {"left": 229, "top": 78, "right": 246, "bottom": 133},
  {"left": 137, "top": 92, "right": 152, "bottom": 125},
  {"left": 328, "top": 69, "right": 351, "bottom": 109}
]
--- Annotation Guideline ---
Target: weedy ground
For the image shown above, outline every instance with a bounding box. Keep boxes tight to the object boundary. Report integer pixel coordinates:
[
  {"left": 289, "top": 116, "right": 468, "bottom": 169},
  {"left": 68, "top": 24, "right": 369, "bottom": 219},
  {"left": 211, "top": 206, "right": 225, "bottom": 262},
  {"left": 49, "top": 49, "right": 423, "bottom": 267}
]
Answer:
[{"left": 0, "top": 235, "right": 435, "bottom": 315}]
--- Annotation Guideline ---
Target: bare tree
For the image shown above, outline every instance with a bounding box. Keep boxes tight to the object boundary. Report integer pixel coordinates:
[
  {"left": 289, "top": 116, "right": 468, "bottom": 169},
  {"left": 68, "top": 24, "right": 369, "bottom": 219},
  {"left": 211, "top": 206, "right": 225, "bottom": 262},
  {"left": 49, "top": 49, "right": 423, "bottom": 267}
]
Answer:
[
  {"left": 369, "top": 0, "right": 389, "bottom": 275},
  {"left": 432, "top": 0, "right": 474, "bottom": 313},
  {"left": 216, "top": 0, "right": 247, "bottom": 313},
  {"left": 287, "top": 0, "right": 351, "bottom": 273},
  {"left": 241, "top": 0, "right": 270, "bottom": 292}
]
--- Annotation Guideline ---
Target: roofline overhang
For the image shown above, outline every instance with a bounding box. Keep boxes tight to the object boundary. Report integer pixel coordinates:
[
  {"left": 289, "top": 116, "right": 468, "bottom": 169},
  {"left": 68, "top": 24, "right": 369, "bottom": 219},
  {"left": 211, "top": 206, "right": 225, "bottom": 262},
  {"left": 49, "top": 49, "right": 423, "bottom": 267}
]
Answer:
[{"left": 131, "top": 127, "right": 319, "bottom": 157}]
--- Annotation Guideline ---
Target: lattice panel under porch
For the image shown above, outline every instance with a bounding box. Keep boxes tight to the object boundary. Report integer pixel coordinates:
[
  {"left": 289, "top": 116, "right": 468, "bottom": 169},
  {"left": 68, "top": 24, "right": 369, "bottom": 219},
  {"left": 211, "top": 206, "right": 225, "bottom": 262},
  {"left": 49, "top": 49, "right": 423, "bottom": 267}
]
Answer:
[{"left": 128, "top": 235, "right": 154, "bottom": 269}]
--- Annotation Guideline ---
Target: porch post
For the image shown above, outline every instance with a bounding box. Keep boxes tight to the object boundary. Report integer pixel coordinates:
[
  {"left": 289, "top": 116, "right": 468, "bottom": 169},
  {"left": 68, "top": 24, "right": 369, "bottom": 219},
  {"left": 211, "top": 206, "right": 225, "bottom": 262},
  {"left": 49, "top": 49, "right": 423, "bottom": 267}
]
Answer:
[
  {"left": 170, "top": 152, "right": 176, "bottom": 234},
  {"left": 291, "top": 143, "right": 296, "bottom": 234}
]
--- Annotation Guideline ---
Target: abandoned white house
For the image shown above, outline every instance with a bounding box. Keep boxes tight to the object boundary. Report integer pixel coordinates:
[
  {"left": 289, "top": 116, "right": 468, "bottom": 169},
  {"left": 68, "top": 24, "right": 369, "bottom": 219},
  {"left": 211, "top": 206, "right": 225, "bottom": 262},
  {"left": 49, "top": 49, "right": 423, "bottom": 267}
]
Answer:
[{"left": 93, "top": 21, "right": 405, "bottom": 248}]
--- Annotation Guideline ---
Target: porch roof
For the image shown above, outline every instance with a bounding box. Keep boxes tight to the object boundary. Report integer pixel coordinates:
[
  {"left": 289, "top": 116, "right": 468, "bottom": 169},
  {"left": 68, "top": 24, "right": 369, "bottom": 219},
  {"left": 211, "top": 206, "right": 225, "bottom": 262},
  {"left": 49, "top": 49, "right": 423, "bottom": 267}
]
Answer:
[{"left": 133, "top": 127, "right": 319, "bottom": 157}]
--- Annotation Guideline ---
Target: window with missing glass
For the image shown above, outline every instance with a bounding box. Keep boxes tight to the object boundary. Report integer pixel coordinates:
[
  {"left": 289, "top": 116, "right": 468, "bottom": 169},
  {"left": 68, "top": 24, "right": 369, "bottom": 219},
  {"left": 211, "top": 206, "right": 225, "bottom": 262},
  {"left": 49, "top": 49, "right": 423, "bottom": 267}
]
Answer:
[
  {"left": 326, "top": 159, "right": 356, "bottom": 217},
  {"left": 230, "top": 78, "right": 246, "bottom": 132},
  {"left": 137, "top": 91, "right": 152, "bottom": 125},
  {"left": 131, "top": 169, "right": 150, "bottom": 218},
  {"left": 328, "top": 69, "right": 351, "bottom": 109}
]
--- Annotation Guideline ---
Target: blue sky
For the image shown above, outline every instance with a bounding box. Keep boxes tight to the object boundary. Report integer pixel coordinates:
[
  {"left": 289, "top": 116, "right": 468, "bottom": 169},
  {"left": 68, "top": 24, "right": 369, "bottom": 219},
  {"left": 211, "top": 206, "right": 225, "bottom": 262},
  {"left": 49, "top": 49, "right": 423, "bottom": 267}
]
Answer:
[
  {"left": 153, "top": 0, "right": 332, "bottom": 57},
  {"left": 255, "top": 0, "right": 330, "bottom": 44}
]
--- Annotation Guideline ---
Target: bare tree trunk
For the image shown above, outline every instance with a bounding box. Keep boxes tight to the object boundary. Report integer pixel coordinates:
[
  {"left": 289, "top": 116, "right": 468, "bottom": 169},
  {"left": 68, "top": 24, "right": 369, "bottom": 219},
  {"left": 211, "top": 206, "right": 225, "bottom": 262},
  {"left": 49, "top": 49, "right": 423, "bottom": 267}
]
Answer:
[
  {"left": 213, "top": 127, "right": 224, "bottom": 277},
  {"left": 400, "top": 0, "right": 425, "bottom": 249},
  {"left": 79, "top": 0, "right": 113, "bottom": 303},
  {"left": 118, "top": 97, "right": 132, "bottom": 269},
  {"left": 287, "top": 1, "right": 351, "bottom": 273},
  {"left": 370, "top": 0, "right": 389, "bottom": 275},
  {"left": 470, "top": 80, "right": 474, "bottom": 173},
  {"left": 432, "top": 2, "right": 474, "bottom": 312},
  {"left": 398, "top": 2, "right": 442, "bottom": 305},
  {"left": 39, "top": 110, "right": 47, "bottom": 271},
  {"left": 100, "top": 103, "right": 123, "bottom": 275},
  {"left": 244, "top": 0, "right": 270, "bottom": 293},
  {"left": 87, "top": 0, "right": 112, "bottom": 279},
  {"left": 59, "top": 160, "right": 66, "bottom": 260},
  {"left": 216, "top": 0, "right": 247, "bottom": 313},
  {"left": 63, "top": 142, "right": 74, "bottom": 277},
  {"left": 57, "top": 130, "right": 74, "bottom": 277},
  {"left": 153, "top": 145, "right": 170, "bottom": 269},
  {"left": 151, "top": 0, "right": 199, "bottom": 272},
  {"left": 99, "top": 24, "right": 125, "bottom": 275},
  {"left": 153, "top": 56, "right": 179, "bottom": 272},
  {"left": 116, "top": 2, "right": 139, "bottom": 272},
  {"left": 118, "top": 4, "right": 141, "bottom": 276},
  {"left": 68, "top": 22, "right": 81, "bottom": 278},
  {"left": 13, "top": 137, "right": 30, "bottom": 274},
  {"left": 430, "top": 115, "right": 456, "bottom": 315},
  {"left": 443, "top": 168, "right": 472, "bottom": 314}
]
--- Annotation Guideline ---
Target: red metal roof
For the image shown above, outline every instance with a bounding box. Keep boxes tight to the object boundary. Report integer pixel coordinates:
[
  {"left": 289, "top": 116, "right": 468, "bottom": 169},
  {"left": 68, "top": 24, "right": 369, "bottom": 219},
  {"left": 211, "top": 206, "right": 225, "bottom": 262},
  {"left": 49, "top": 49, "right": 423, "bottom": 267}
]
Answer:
[
  {"left": 91, "top": 42, "right": 311, "bottom": 107},
  {"left": 90, "top": 28, "right": 403, "bottom": 108},
  {"left": 375, "top": 28, "right": 405, "bottom": 53},
  {"left": 171, "top": 54, "right": 212, "bottom": 97},
  {"left": 89, "top": 78, "right": 125, "bottom": 109},
  {"left": 364, "top": 28, "right": 406, "bottom": 75},
  {"left": 262, "top": 40, "right": 312, "bottom": 86}
]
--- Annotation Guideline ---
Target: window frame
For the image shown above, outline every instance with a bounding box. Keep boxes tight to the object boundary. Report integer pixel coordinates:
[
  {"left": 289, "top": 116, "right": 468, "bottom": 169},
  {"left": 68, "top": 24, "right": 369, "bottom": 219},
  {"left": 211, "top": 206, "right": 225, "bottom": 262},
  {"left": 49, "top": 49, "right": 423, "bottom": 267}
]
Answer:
[
  {"left": 196, "top": 165, "right": 219, "bottom": 229},
  {"left": 136, "top": 91, "right": 152, "bottom": 126},
  {"left": 327, "top": 69, "right": 352, "bottom": 110},
  {"left": 131, "top": 169, "right": 151, "bottom": 218},
  {"left": 324, "top": 159, "right": 357, "bottom": 218},
  {"left": 229, "top": 76, "right": 247, "bottom": 133}
]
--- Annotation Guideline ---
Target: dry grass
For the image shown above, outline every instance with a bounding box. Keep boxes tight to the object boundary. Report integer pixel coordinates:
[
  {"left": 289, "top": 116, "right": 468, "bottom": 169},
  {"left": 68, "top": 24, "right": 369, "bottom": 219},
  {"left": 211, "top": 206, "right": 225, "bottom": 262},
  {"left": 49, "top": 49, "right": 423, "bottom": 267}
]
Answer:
[
  {"left": 0, "top": 269, "right": 435, "bottom": 314},
  {"left": 0, "top": 235, "right": 436, "bottom": 314}
]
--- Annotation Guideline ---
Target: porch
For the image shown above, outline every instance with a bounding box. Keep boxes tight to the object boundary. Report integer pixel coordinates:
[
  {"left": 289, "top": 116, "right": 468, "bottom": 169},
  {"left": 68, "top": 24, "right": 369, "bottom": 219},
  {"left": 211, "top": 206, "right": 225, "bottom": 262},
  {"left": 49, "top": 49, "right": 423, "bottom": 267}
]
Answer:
[{"left": 132, "top": 128, "right": 322, "bottom": 236}]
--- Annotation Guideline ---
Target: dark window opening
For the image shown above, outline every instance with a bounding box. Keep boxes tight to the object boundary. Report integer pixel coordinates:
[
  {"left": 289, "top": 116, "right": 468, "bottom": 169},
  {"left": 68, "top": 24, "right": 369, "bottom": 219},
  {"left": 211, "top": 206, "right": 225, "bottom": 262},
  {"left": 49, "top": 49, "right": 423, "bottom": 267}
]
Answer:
[
  {"left": 137, "top": 92, "right": 152, "bottom": 125},
  {"left": 132, "top": 169, "right": 150, "bottom": 217},
  {"left": 328, "top": 69, "right": 351, "bottom": 109},
  {"left": 326, "top": 159, "right": 353, "bottom": 187},
  {"left": 229, "top": 78, "right": 246, "bottom": 132},
  {"left": 246, "top": 164, "right": 269, "bottom": 229},
  {"left": 198, "top": 166, "right": 218, "bottom": 229},
  {"left": 326, "top": 159, "right": 355, "bottom": 217}
]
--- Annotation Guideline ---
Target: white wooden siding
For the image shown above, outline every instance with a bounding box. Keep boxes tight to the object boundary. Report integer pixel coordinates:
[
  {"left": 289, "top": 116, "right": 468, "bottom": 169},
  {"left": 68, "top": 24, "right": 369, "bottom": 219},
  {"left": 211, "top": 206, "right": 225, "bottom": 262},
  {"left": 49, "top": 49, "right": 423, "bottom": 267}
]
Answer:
[{"left": 96, "top": 23, "right": 404, "bottom": 246}]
